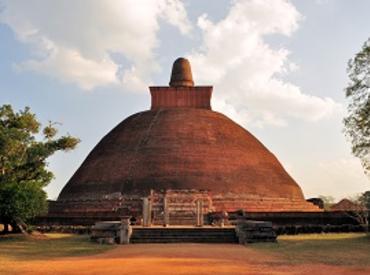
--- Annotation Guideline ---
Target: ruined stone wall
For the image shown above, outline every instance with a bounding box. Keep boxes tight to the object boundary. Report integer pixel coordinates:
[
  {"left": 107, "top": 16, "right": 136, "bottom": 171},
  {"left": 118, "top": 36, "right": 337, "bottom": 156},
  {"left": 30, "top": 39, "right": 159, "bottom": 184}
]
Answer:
[
  {"left": 211, "top": 193, "right": 321, "bottom": 212},
  {"left": 48, "top": 189, "right": 320, "bottom": 227}
]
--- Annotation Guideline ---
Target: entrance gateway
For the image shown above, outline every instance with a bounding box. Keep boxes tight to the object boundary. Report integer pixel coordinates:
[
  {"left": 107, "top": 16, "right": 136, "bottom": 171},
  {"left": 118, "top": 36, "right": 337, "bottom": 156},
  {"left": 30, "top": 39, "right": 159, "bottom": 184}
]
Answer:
[
  {"left": 141, "top": 189, "right": 209, "bottom": 227},
  {"left": 90, "top": 189, "right": 277, "bottom": 244}
]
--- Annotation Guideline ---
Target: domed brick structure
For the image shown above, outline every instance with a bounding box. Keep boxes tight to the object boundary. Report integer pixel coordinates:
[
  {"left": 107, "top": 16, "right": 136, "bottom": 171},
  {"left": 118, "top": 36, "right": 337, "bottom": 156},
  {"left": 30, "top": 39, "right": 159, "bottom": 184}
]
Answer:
[{"left": 50, "top": 58, "right": 320, "bottom": 224}]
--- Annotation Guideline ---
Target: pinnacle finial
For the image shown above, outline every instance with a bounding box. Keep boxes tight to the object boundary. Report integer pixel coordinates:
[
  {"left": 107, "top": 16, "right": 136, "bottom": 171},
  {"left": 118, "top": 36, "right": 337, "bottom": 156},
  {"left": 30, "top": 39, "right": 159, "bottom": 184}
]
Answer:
[{"left": 169, "top": 57, "right": 194, "bottom": 87}]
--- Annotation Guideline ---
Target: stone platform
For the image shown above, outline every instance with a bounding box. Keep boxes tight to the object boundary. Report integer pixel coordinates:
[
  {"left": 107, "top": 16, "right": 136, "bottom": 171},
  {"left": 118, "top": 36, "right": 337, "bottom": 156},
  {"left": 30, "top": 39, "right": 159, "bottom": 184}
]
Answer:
[
  {"left": 48, "top": 189, "right": 321, "bottom": 227},
  {"left": 89, "top": 222, "right": 277, "bottom": 244}
]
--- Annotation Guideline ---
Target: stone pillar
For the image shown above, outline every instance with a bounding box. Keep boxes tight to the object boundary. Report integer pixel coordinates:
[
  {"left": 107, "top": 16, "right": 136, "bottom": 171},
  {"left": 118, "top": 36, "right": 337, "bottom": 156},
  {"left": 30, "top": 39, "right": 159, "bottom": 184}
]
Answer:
[
  {"left": 163, "top": 194, "right": 169, "bottom": 227},
  {"left": 148, "top": 196, "right": 152, "bottom": 225},
  {"left": 220, "top": 210, "right": 227, "bottom": 228},
  {"left": 120, "top": 218, "right": 132, "bottom": 244},
  {"left": 196, "top": 199, "right": 204, "bottom": 227},
  {"left": 142, "top": 197, "right": 152, "bottom": 227}
]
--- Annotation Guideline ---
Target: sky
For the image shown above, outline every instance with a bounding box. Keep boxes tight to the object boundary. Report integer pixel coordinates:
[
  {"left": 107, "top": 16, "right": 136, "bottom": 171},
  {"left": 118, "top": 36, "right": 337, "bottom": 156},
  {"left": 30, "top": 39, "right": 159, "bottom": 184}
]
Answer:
[{"left": 0, "top": 0, "right": 369, "bottom": 201}]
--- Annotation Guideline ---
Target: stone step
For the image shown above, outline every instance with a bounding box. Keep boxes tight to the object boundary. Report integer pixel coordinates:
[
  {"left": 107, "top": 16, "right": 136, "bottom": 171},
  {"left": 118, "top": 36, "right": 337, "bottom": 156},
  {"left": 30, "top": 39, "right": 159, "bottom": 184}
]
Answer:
[
  {"left": 135, "top": 232, "right": 235, "bottom": 238},
  {"left": 130, "top": 228, "right": 238, "bottom": 243},
  {"left": 130, "top": 238, "right": 237, "bottom": 243}
]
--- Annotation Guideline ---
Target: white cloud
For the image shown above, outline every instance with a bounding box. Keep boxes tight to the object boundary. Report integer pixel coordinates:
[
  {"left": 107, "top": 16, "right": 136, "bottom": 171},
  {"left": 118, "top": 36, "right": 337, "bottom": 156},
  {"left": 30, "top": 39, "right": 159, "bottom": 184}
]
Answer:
[
  {"left": 189, "top": 0, "right": 342, "bottom": 127},
  {"left": 0, "top": 0, "right": 342, "bottom": 126},
  {"left": 159, "top": 0, "right": 192, "bottom": 35},
  {"left": 0, "top": 0, "right": 191, "bottom": 90},
  {"left": 15, "top": 46, "right": 119, "bottom": 90}
]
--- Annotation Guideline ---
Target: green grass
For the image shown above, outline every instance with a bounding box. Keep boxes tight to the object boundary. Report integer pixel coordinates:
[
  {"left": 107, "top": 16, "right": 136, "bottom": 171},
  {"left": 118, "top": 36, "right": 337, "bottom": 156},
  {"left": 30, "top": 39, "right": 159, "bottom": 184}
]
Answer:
[
  {"left": 0, "top": 233, "right": 114, "bottom": 260},
  {"left": 252, "top": 233, "right": 370, "bottom": 266}
]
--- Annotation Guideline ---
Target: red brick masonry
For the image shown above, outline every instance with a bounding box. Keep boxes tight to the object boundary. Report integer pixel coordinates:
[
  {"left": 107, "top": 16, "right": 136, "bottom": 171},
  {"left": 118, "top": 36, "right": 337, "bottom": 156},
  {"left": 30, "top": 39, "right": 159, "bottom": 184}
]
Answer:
[
  {"left": 49, "top": 189, "right": 320, "bottom": 226},
  {"left": 54, "top": 79, "right": 320, "bottom": 218},
  {"left": 150, "top": 86, "right": 212, "bottom": 110}
]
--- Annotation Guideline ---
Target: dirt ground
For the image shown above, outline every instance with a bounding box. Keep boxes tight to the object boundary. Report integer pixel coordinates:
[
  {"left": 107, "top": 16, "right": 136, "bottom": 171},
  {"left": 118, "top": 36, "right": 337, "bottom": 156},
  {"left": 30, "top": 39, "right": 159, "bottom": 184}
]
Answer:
[{"left": 3, "top": 243, "right": 370, "bottom": 275}]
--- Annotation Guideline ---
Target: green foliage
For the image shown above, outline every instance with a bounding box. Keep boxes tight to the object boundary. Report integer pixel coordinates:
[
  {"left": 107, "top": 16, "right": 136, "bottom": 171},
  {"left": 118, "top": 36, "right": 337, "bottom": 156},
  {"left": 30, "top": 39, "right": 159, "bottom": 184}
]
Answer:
[
  {"left": 344, "top": 38, "right": 370, "bottom": 173},
  {"left": 0, "top": 104, "right": 79, "bottom": 225},
  {"left": 0, "top": 182, "right": 47, "bottom": 222}
]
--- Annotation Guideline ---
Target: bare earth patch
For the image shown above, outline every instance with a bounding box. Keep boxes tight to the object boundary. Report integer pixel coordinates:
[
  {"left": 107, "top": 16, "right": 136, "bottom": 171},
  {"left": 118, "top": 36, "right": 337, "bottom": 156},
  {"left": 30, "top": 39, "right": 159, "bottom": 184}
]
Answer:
[{"left": 0, "top": 233, "right": 369, "bottom": 274}]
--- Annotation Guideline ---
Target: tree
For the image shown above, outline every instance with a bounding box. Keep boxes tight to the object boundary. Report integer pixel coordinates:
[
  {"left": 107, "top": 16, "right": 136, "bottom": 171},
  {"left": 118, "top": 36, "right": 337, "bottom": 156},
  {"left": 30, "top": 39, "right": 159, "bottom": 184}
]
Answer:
[
  {"left": 345, "top": 192, "right": 369, "bottom": 234},
  {"left": 318, "top": 195, "right": 335, "bottom": 211},
  {"left": 360, "top": 190, "right": 370, "bottom": 210},
  {"left": 0, "top": 104, "right": 79, "bottom": 233},
  {"left": 344, "top": 38, "right": 370, "bottom": 174}
]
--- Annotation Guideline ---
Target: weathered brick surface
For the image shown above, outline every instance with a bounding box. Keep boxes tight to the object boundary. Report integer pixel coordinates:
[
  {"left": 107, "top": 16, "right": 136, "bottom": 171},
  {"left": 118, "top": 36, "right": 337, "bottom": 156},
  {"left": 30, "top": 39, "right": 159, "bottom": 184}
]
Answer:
[
  {"left": 58, "top": 108, "right": 307, "bottom": 207},
  {"left": 54, "top": 58, "right": 318, "bottom": 217},
  {"left": 49, "top": 189, "right": 320, "bottom": 225},
  {"left": 150, "top": 86, "right": 212, "bottom": 110}
]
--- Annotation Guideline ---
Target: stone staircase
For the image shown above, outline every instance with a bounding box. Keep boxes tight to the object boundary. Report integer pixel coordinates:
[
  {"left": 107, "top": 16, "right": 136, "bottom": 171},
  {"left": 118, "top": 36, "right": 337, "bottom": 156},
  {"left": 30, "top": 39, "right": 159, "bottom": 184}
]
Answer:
[{"left": 130, "top": 227, "right": 238, "bottom": 243}]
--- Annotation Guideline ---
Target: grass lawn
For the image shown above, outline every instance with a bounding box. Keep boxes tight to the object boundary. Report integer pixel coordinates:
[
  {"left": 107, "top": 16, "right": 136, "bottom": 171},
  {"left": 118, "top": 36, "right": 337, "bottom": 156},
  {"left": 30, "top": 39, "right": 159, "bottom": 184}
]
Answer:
[
  {"left": 254, "top": 233, "right": 370, "bottom": 266},
  {"left": 0, "top": 233, "right": 114, "bottom": 260}
]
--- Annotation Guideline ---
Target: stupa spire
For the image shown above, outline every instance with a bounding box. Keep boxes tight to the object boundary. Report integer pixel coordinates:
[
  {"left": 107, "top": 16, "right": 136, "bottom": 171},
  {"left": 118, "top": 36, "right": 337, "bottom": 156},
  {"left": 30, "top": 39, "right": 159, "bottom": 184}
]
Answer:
[
  {"left": 150, "top": 57, "right": 212, "bottom": 110},
  {"left": 169, "top": 57, "right": 194, "bottom": 87}
]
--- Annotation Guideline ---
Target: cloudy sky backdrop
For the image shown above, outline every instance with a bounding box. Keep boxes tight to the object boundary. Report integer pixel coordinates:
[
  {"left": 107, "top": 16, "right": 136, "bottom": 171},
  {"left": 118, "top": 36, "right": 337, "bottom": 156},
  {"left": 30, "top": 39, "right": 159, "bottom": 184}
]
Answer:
[{"left": 0, "top": 0, "right": 369, "bottom": 200}]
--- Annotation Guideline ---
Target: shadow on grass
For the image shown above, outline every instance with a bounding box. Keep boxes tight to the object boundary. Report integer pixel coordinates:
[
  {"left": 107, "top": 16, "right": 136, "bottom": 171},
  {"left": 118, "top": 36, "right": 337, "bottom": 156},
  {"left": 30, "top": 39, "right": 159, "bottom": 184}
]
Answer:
[
  {"left": 0, "top": 233, "right": 113, "bottom": 260},
  {"left": 251, "top": 233, "right": 370, "bottom": 266}
]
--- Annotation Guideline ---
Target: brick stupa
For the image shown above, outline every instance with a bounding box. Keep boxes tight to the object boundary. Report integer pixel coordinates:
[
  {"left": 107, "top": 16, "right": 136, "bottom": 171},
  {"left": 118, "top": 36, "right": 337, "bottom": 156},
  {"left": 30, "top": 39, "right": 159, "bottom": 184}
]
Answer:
[{"left": 49, "top": 58, "right": 320, "bottom": 224}]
